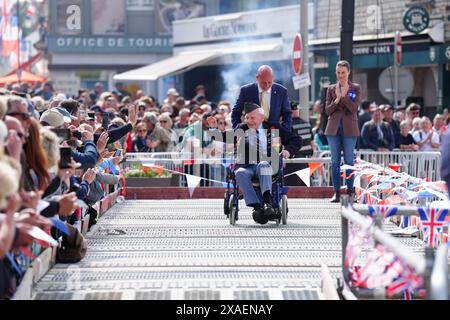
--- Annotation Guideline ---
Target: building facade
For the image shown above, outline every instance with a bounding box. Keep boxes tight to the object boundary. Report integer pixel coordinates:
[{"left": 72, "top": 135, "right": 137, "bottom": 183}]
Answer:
[
  {"left": 114, "top": 2, "right": 306, "bottom": 103},
  {"left": 45, "top": 0, "right": 220, "bottom": 96}
]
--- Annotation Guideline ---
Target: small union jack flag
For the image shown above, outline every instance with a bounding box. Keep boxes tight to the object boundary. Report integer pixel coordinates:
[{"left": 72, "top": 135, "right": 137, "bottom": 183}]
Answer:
[
  {"left": 368, "top": 205, "right": 398, "bottom": 219},
  {"left": 386, "top": 268, "right": 422, "bottom": 299},
  {"left": 417, "top": 207, "right": 448, "bottom": 248},
  {"left": 344, "top": 227, "right": 365, "bottom": 268},
  {"left": 403, "top": 290, "right": 414, "bottom": 300}
]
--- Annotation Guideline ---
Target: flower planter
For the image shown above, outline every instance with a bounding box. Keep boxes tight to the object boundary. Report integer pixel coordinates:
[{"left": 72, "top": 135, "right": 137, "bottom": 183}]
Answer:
[{"left": 125, "top": 174, "right": 180, "bottom": 187}]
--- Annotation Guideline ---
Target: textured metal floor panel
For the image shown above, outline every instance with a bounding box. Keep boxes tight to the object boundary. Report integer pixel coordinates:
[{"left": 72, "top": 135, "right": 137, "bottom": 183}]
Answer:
[
  {"left": 34, "top": 288, "right": 322, "bottom": 300},
  {"left": 33, "top": 199, "right": 424, "bottom": 300},
  {"left": 89, "top": 226, "right": 343, "bottom": 238}
]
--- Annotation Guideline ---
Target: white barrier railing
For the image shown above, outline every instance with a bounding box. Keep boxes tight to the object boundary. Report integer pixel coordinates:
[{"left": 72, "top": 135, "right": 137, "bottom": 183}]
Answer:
[
  {"left": 319, "top": 150, "right": 442, "bottom": 182},
  {"left": 123, "top": 152, "right": 333, "bottom": 187}
]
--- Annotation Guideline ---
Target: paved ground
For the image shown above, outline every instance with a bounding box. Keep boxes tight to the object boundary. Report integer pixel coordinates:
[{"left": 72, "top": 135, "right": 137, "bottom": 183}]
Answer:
[{"left": 32, "top": 199, "right": 424, "bottom": 300}]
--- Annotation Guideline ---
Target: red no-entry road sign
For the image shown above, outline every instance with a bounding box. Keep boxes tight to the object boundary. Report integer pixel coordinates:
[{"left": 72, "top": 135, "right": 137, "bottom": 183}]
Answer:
[{"left": 293, "top": 34, "right": 303, "bottom": 75}]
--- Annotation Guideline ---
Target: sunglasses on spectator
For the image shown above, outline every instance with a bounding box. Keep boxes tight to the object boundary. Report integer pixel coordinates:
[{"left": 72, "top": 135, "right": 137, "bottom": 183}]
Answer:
[
  {"left": 8, "top": 112, "right": 31, "bottom": 120},
  {"left": 16, "top": 132, "right": 26, "bottom": 139},
  {"left": 138, "top": 129, "right": 147, "bottom": 133},
  {"left": 159, "top": 120, "right": 168, "bottom": 123}
]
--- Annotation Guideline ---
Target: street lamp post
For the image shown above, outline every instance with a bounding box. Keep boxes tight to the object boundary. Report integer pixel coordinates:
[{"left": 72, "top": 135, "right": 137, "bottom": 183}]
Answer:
[
  {"left": 340, "top": 0, "right": 355, "bottom": 73},
  {"left": 394, "top": 31, "right": 402, "bottom": 107},
  {"left": 299, "top": 0, "right": 309, "bottom": 121}
]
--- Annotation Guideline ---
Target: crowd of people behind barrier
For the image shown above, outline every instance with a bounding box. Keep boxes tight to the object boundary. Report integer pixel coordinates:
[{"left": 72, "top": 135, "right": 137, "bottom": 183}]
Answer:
[{"left": 1, "top": 78, "right": 449, "bottom": 299}]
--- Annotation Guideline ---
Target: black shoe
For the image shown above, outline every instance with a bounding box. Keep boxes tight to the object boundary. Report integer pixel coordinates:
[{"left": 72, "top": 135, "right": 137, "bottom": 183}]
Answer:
[
  {"left": 252, "top": 208, "right": 268, "bottom": 225},
  {"left": 330, "top": 192, "right": 341, "bottom": 203},
  {"left": 263, "top": 203, "right": 276, "bottom": 218}
]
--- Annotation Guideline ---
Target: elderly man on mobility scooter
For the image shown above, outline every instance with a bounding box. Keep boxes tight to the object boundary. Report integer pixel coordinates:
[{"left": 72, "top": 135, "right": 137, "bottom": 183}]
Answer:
[{"left": 207, "top": 103, "right": 301, "bottom": 224}]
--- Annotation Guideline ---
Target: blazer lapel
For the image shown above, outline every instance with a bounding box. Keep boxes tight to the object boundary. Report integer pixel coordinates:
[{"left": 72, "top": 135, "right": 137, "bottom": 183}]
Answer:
[
  {"left": 270, "top": 87, "right": 277, "bottom": 117},
  {"left": 254, "top": 83, "right": 261, "bottom": 105}
]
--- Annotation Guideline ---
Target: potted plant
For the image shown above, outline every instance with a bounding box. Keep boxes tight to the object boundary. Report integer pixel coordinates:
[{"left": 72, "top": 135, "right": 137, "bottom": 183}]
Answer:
[{"left": 124, "top": 164, "right": 180, "bottom": 187}]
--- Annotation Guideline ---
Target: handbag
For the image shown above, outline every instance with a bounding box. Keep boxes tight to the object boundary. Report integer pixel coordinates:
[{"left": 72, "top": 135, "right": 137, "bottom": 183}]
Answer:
[{"left": 56, "top": 223, "right": 87, "bottom": 263}]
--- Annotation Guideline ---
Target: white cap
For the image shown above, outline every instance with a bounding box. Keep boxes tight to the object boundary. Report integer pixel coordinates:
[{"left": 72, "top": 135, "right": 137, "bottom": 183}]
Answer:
[
  {"left": 167, "top": 88, "right": 179, "bottom": 96},
  {"left": 55, "top": 93, "right": 67, "bottom": 101},
  {"left": 40, "top": 109, "right": 65, "bottom": 128}
]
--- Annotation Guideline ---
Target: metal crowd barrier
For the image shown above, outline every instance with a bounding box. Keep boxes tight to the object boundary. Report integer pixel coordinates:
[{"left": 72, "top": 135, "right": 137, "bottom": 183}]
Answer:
[
  {"left": 123, "top": 152, "right": 332, "bottom": 187},
  {"left": 340, "top": 196, "right": 449, "bottom": 300},
  {"left": 320, "top": 150, "right": 441, "bottom": 181}
]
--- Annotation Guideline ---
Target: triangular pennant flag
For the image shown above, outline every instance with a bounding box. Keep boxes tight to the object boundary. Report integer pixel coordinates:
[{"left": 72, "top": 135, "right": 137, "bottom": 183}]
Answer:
[
  {"left": 382, "top": 194, "right": 406, "bottom": 204},
  {"left": 423, "top": 187, "right": 449, "bottom": 201},
  {"left": 154, "top": 165, "right": 165, "bottom": 176},
  {"left": 295, "top": 168, "right": 311, "bottom": 187},
  {"left": 376, "top": 182, "right": 392, "bottom": 191},
  {"left": 354, "top": 175, "right": 361, "bottom": 189},
  {"left": 340, "top": 164, "right": 358, "bottom": 171},
  {"left": 49, "top": 217, "right": 69, "bottom": 235},
  {"left": 27, "top": 227, "right": 58, "bottom": 246},
  {"left": 20, "top": 247, "right": 37, "bottom": 260},
  {"left": 308, "top": 163, "right": 321, "bottom": 176},
  {"left": 185, "top": 174, "right": 202, "bottom": 198}
]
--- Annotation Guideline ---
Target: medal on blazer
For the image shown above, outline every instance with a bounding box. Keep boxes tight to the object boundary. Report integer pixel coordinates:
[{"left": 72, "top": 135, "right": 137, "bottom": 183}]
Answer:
[
  {"left": 348, "top": 90, "right": 356, "bottom": 102},
  {"left": 271, "top": 126, "right": 281, "bottom": 153}
]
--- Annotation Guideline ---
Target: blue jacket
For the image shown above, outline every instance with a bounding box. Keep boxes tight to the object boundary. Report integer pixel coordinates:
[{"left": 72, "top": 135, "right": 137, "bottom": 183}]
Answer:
[
  {"left": 232, "top": 82, "right": 292, "bottom": 130},
  {"left": 69, "top": 176, "right": 90, "bottom": 200},
  {"left": 361, "top": 121, "right": 395, "bottom": 151},
  {"left": 71, "top": 140, "right": 98, "bottom": 170}
]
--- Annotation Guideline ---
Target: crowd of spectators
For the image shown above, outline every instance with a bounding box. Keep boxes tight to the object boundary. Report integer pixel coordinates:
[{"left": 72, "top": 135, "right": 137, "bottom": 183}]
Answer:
[
  {"left": 1, "top": 79, "right": 449, "bottom": 299},
  {"left": 312, "top": 99, "right": 449, "bottom": 153},
  {"left": 0, "top": 80, "right": 243, "bottom": 299},
  {"left": 0, "top": 82, "right": 139, "bottom": 299}
]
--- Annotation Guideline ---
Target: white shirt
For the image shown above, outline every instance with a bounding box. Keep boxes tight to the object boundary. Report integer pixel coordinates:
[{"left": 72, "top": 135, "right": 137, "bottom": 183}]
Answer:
[
  {"left": 257, "top": 123, "right": 267, "bottom": 153},
  {"left": 258, "top": 85, "right": 272, "bottom": 112},
  {"left": 247, "top": 124, "right": 268, "bottom": 155},
  {"left": 412, "top": 130, "right": 440, "bottom": 151}
]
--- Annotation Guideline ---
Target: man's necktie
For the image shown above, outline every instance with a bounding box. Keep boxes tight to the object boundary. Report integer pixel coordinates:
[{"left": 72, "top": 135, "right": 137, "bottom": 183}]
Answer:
[
  {"left": 259, "top": 91, "right": 270, "bottom": 121},
  {"left": 256, "top": 129, "right": 261, "bottom": 163}
]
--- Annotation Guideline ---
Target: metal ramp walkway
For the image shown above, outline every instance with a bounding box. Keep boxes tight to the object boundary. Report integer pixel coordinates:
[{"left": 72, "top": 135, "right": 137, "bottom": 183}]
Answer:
[{"left": 32, "top": 199, "right": 425, "bottom": 300}]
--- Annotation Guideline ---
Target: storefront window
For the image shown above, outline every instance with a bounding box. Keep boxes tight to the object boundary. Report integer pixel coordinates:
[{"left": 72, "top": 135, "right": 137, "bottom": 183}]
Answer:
[
  {"left": 219, "top": 0, "right": 298, "bottom": 14},
  {"left": 56, "top": 0, "right": 83, "bottom": 35},
  {"left": 155, "top": 0, "right": 207, "bottom": 34},
  {"left": 92, "top": 0, "right": 126, "bottom": 35},
  {"left": 126, "top": 0, "right": 155, "bottom": 11}
]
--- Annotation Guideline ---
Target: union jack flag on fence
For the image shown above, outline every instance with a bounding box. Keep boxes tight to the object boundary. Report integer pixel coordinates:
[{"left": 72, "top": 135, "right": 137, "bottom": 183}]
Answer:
[
  {"left": 386, "top": 264, "right": 423, "bottom": 299},
  {"left": 368, "top": 205, "right": 398, "bottom": 219},
  {"left": 417, "top": 207, "right": 448, "bottom": 248}
]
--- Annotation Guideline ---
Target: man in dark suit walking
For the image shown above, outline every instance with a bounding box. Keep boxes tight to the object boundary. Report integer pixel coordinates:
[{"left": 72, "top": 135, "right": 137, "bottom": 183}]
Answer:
[{"left": 232, "top": 65, "right": 292, "bottom": 130}]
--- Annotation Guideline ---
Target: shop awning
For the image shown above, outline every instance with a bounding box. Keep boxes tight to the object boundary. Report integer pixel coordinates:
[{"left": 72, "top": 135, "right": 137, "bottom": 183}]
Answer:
[
  {"left": 113, "top": 43, "right": 282, "bottom": 81},
  {"left": 0, "top": 70, "right": 47, "bottom": 85},
  {"left": 113, "top": 51, "right": 221, "bottom": 81}
]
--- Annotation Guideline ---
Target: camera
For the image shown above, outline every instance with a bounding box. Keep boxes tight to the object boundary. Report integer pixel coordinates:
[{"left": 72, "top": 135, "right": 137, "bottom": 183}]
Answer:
[
  {"left": 51, "top": 128, "right": 71, "bottom": 141},
  {"left": 102, "top": 112, "right": 110, "bottom": 129},
  {"left": 72, "top": 130, "right": 82, "bottom": 140},
  {"left": 59, "top": 147, "right": 72, "bottom": 169}
]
